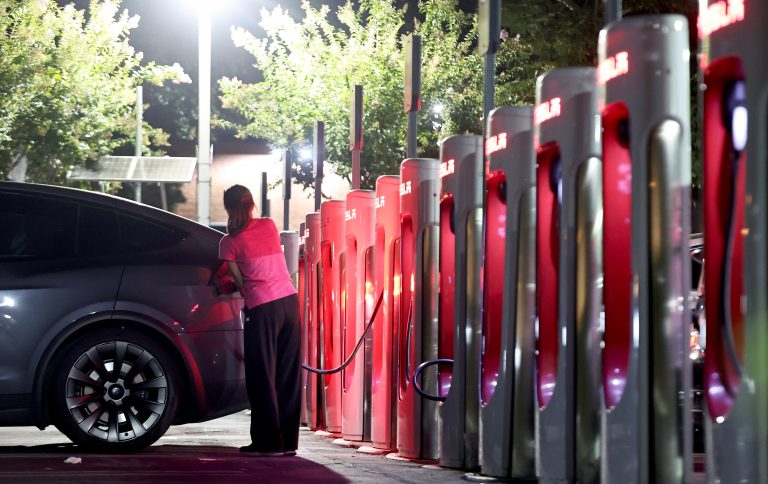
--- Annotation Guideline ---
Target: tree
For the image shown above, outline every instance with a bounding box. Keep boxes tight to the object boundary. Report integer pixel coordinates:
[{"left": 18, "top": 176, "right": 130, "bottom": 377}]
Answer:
[
  {"left": 219, "top": 0, "right": 552, "bottom": 191},
  {"left": 0, "top": 0, "right": 186, "bottom": 185}
]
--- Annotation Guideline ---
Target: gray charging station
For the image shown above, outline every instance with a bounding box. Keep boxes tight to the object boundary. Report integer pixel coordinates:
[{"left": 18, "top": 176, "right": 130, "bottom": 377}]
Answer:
[
  {"left": 298, "top": 223, "right": 307, "bottom": 427},
  {"left": 598, "top": 14, "right": 692, "bottom": 482},
  {"left": 371, "top": 175, "right": 402, "bottom": 451},
  {"left": 320, "top": 200, "right": 346, "bottom": 434},
  {"left": 342, "top": 190, "right": 376, "bottom": 442},
  {"left": 280, "top": 231, "right": 300, "bottom": 286},
  {"left": 479, "top": 106, "right": 536, "bottom": 480},
  {"left": 699, "top": 1, "right": 767, "bottom": 481},
  {"left": 305, "top": 212, "right": 323, "bottom": 429},
  {"left": 437, "top": 135, "right": 484, "bottom": 470},
  {"left": 397, "top": 158, "right": 440, "bottom": 460},
  {"left": 534, "top": 67, "right": 602, "bottom": 483}
]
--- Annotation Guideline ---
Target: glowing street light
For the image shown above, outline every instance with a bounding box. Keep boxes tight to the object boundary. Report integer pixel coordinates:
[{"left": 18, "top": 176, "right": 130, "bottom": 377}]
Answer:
[{"left": 182, "top": 0, "right": 230, "bottom": 225}]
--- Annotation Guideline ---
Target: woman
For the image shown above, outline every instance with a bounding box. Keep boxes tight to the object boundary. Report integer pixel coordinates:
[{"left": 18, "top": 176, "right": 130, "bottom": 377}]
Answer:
[{"left": 219, "top": 184, "right": 301, "bottom": 457}]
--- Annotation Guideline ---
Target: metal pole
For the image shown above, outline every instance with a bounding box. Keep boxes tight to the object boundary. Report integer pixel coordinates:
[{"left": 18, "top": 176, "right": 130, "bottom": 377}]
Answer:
[
  {"left": 135, "top": 85, "right": 143, "bottom": 203},
  {"left": 604, "top": 0, "right": 621, "bottom": 24},
  {"left": 407, "top": 111, "right": 418, "bottom": 159},
  {"left": 314, "top": 121, "right": 325, "bottom": 211},
  {"left": 404, "top": 34, "right": 421, "bottom": 158},
  {"left": 261, "top": 172, "right": 269, "bottom": 217},
  {"left": 478, "top": 0, "right": 499, "bottom": 137},
  {"left": 352, "top": 150, "right": 361, "bottom": 189},
  {"left": 482, "top": 54, "right": 495, "bottom": 138},
  {"left": 196, "top": 8, "right": 212, "bottom": 225},
  {"left": 283, "top": 149, "right": 292, "bottom": 230},
  {"left": 351, "top": 85, "right": 363, "bottom": 189}
]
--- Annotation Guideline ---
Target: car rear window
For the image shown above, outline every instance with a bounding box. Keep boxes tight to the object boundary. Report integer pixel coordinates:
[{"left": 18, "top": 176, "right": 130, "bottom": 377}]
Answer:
[
  {"left": 0, "top": 193, "right": 77, "bottom": 259},
  {"left": 77, "top": 204, "right": 121, "bottom": 257},
  {"left": 120, "top": 215, "right": 185, "bottom": 253}
]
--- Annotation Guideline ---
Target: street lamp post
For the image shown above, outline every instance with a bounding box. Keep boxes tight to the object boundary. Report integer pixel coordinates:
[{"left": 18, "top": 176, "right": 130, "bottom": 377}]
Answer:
[{"left": 196, "top": 6, "right": 212, "bottom": 226}]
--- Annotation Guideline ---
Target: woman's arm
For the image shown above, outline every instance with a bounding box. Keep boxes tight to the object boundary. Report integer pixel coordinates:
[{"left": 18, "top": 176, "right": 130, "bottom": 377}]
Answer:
[{"left": 226, "top": 261, "right": 245, "bottom": 293}]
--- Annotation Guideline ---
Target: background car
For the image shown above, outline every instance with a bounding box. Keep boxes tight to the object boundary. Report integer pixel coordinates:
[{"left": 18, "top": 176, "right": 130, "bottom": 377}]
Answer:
[
  {"left": 689, "top": 233, "right": 705, "bottom": 454},
  {"left": 0, "top": 181, "right": 247, "bottom": 451}
]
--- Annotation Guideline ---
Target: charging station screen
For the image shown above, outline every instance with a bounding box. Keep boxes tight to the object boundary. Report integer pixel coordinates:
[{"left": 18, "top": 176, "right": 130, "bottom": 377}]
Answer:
[
  {"left": 392, "top": 238, "right": 402, "bottom": 399},
  {"left": 536, "top": 142, "right": 561, "bottom": 409},
  {"left": 341, "top": 250, "right": 352, "bottom": 391},
  {"left": 399, "top": 218, "right": 415, "bottom": 399},
  {"left": 482, "top": 171, "right": 506, "bottom": 405},
  {"left": 702, "top": 56, "right": 746, "bottom": 418},
  {"left": 321, "top": 242, "right": 336, "bottom": 387},
  {"left": 439, "top": 195, "right": 456, "bottom": 398},
  {"left": 299, "top": 258, "right": 306, "bottom": 330},
  {"left": 372, "top": 227, "right": 386, "bottom": 396},
  {"left": 601, "top": 102, "right": 632, "bottom": 409}
]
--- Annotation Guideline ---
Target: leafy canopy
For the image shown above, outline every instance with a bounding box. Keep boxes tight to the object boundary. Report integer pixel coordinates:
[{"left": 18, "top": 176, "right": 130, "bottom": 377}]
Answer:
[
  {"left": 0, "top": 0, "right": 186, "bottom": 184},
  {"left": 219, "top": 0, "right": 551, "bottom": 191}
]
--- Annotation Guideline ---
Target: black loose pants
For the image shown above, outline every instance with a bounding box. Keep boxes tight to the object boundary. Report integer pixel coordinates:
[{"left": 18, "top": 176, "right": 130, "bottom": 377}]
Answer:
[{"left": 243, "top": 293, "right": 301, "bottom": 452}]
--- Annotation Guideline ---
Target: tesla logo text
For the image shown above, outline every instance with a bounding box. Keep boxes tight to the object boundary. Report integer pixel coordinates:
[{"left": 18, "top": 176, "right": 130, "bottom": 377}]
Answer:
[
  {"left": 439, "top": 159, "right": 455, "bottom": 178},
  {"left": 375, "top": 196, "right": 386, "bottom": 209},
  {"left": 699, "top": 0, "right": 744, "bottom": 37},
  {"left": 598, "top": 51, "right": 629, "bottom": 84},
  {"left": 534, "top": 97, "right": 562, "bottom": 126},
  {"left": 400, "top": 181, "right": 412, "bottom": 196},
  {"left": 485, "top": 133, "right": 507, "bottom": 156},
  {"left": 345, "top": 209, "right": 357, "bottom": 221}
]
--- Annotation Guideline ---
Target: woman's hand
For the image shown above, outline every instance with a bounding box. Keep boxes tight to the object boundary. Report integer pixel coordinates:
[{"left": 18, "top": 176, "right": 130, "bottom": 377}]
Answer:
[{"left": 226, "top": 261, "right": 245, "bottom": 293}]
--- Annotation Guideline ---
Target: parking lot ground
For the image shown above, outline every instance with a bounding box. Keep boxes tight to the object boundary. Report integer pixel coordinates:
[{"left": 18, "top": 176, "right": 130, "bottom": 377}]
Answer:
[{"left": 0, "top": 411, "right": 472, "bottom": 483}]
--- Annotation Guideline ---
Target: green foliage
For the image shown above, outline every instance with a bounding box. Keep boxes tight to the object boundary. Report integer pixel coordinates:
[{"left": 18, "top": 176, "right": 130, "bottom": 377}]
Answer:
[
  {"left": 220, "top": 0, "right": 703, "bottom": 192},
  {"left": 0, "top": 0, "right": 184, "bottom": 185},
  {"left": 219, "top": 0, "right": 551, "bottom": 190}
]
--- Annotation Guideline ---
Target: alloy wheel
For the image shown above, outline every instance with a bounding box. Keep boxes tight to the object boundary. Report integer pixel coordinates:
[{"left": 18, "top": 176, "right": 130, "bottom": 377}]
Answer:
[{"left": 64, "top": 341, "right": 169, "bottom": 444}]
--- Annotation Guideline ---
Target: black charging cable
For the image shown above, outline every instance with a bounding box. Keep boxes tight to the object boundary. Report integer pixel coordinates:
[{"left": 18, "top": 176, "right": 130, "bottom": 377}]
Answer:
[
  {"left": 302, "top": 291, "right": 383, "bottom": 375},
  {"left": 412, "top": 358, "right": 454, "bottom": 402}
]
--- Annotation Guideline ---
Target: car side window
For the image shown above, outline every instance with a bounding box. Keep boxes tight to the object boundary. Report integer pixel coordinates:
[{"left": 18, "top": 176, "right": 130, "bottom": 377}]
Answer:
[
  {"left": 120, "top": 215, "right": 185, "bottom": 253},
  {"left": 0, "top": 193, "right": 77, "bottom": 259},
  {"left": 78, "top": 205, "right": 121, "bottom": 257}
]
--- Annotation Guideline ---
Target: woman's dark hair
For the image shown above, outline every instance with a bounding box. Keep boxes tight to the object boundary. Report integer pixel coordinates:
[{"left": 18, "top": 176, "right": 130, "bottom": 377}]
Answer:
[{"left": 223, "top": 185, "right": 255, "bottom": 236}]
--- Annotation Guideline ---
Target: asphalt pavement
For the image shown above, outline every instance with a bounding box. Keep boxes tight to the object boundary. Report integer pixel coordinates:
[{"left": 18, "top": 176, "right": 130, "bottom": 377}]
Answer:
[{"left": 0, "top": 411, "right": 476, "bottom": 483}]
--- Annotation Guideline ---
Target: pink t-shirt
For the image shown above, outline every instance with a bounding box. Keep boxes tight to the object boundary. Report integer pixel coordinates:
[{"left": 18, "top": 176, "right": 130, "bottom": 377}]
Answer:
[{"left": 218, "top": 218, "right": 296, "bottom": 308}]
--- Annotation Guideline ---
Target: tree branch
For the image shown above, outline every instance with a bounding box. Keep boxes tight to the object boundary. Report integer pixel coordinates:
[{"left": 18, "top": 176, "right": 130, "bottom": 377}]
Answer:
[{"left": 554, "top": 0, "right": 578, "bottom": 11}]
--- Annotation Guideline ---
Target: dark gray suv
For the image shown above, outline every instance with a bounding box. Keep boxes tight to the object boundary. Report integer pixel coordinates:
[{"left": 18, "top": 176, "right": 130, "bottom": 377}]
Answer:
[{"left": 0, "top": 182, "right": 247, "bottom": 451}]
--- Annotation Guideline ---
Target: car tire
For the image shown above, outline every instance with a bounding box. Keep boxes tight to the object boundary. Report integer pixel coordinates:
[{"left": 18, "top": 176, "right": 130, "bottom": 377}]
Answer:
[{"left": 50, "top": 328, "right": 180, "bottom": 452}]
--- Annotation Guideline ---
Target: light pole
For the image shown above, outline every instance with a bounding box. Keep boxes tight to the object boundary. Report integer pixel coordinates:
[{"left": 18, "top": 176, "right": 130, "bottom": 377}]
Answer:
[{"left": 196, "top": 5, "right": 212, "bottom": 226}]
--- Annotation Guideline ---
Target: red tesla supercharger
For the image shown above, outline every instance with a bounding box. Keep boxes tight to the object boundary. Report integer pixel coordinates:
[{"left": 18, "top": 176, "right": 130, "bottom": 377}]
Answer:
[
  {"left": 297, "top": 223, "right": 307, "bottom": 427},
  {"left": 534, "top": 67, "right": 602, "bottom": 483},
  {"left": 305, "top": 213, "right": 323, "bottom": 430},
  {"left": 320, "top": 200, "right": 346, "bottom": 434},
  {"left": 371, "top": 175, "right": 401, "bottom": 451},
  {"left": 397, "top": 158, "right": 440, "bottom": 460},
  {"left": 699, "top": 1, "right": 767, "bottom": 481},
  {"left": 341, "top": 190, "right": 375, "bottom": 442},
  {"left": 280, "top": 231, "right": 299, "bottom": 286},
  {"left": 479, "top": 106, "right": 536, "bottom": 480},
  {"left": 598, "top": 14, "right": 692, "bottom": 482}
]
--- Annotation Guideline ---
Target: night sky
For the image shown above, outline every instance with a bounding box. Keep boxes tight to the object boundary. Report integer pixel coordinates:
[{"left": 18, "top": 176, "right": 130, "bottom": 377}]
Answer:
[
  {"left": 55, "top": 0, "right": 476, "bottom": 146},
  {"left": 57, "top": 0, "right": 466, "bottom": 84}
]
